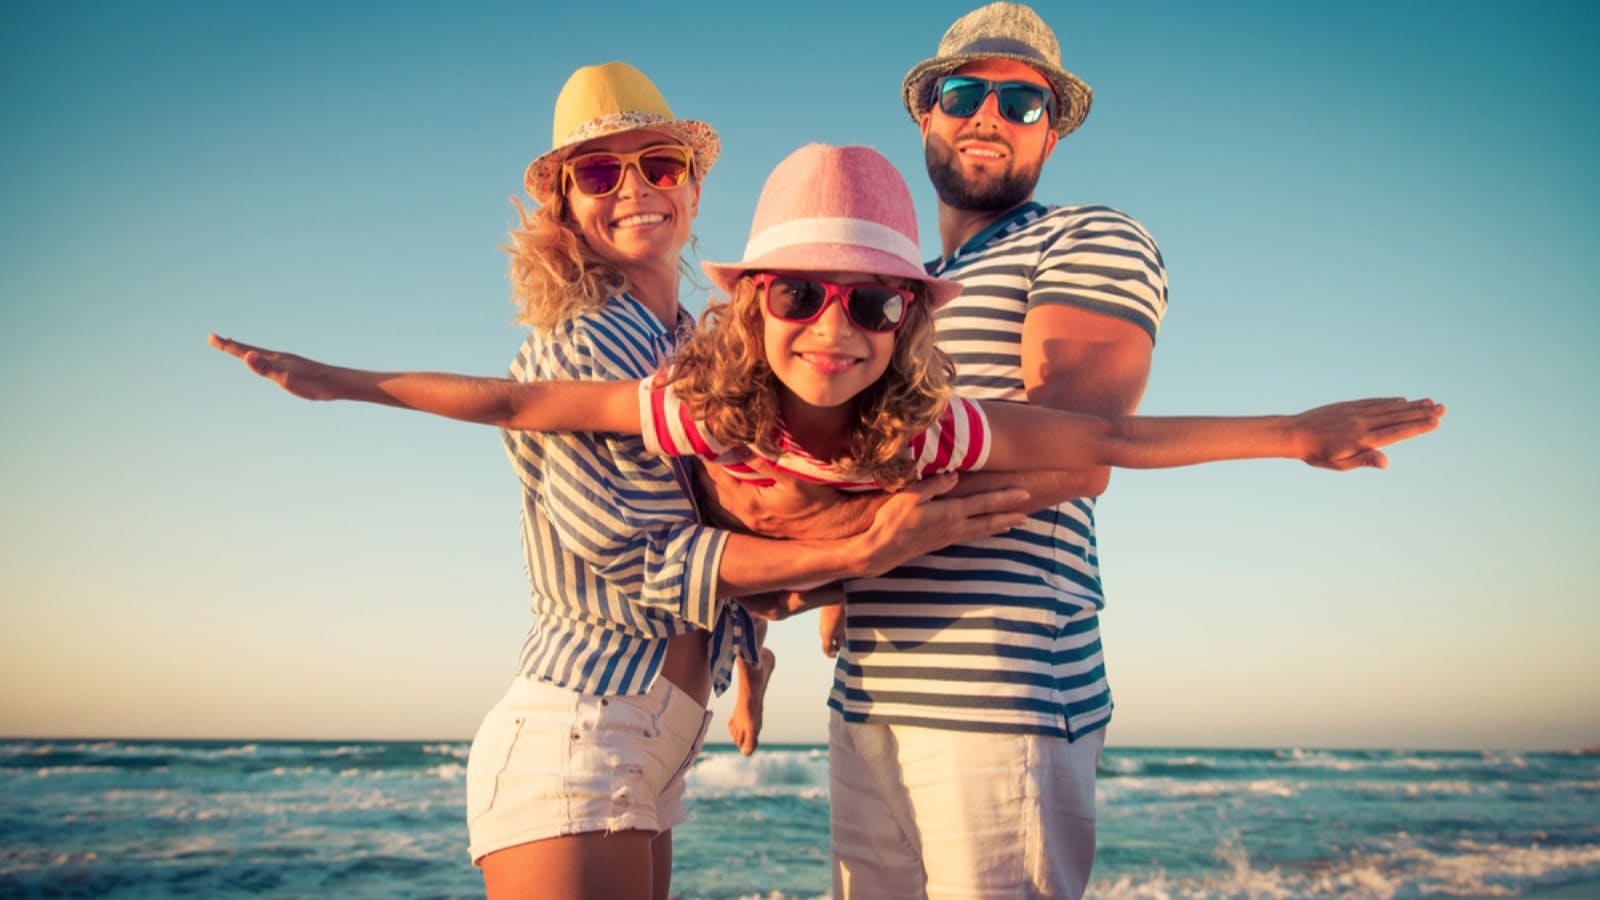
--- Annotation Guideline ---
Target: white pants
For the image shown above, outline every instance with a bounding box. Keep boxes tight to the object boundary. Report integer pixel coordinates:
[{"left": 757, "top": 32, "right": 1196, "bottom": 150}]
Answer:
[{"left": 829, "top": 712, "right": 1105, "bottom": 899}]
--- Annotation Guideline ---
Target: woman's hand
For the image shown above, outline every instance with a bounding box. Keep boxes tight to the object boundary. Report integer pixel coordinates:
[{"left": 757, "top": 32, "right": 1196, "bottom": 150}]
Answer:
[{"left": 209, "top": 333, "right": 345, "bottom": 401}]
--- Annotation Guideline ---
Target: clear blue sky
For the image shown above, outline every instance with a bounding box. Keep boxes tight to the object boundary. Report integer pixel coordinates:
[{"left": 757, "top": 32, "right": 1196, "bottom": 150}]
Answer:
[{"left": 3, "top": 0, "right": 1596, "bottom": 749}]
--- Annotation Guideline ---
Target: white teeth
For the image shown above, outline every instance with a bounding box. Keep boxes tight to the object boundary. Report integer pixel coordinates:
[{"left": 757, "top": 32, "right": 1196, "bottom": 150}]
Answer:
[
  {"left": 614, "top": 213, "right": 666, "bottom": 227},
  {"left": 800, "top": 352, "right": 859, "bottom": 370}
]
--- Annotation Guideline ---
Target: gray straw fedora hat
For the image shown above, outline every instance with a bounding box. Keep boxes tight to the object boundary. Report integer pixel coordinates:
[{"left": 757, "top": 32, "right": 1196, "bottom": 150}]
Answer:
[{"left": 901, "top": 2, "right": 1094, "bottom": 138}]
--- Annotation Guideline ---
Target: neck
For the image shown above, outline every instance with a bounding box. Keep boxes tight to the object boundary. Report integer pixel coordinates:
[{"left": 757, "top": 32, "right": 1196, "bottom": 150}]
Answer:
[
  {"left": 779, "top": 394, "right": 855, "bottom": 461},
  {"left": 622, "top": 258, "right": 682, "bottom": 326},
  {"left": 937, "top": 197, "right": 1033, "bottom": 259}
]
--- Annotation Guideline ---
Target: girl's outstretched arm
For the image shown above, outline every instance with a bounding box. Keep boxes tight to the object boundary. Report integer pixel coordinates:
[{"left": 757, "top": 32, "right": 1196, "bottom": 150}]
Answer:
[
  {"left": 979, "top": 397, "right": 1445, "bottom": 473},
  {"left": 207, "top": 333, "right": 641, "bottom": 434}
]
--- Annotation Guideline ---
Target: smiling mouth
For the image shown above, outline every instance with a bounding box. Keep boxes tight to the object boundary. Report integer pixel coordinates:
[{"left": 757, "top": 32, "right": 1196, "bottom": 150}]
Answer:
[
  {"left": 797, "top": 352, "right": 862, "bottom": 373},
  {"left": 613, "top": 213, "right": 668, "bottom": 228},
  {"left": 958, "top": 143, "right": 1008, "bottom": 162}
]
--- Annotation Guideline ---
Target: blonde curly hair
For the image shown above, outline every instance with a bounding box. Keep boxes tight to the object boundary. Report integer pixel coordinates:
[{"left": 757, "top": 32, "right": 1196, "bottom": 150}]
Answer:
[
  {"left": 667, "top": 274, "right": 955, "bottom": 492},
  {"left": 504, "top": 165, "right": 701, "bottom": 332}
]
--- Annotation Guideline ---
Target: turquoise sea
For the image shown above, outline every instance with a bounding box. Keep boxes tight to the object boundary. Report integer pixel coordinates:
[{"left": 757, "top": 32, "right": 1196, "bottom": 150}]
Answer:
[{"left": 3, "top": 739, "right": 1598, "bottom": 898}]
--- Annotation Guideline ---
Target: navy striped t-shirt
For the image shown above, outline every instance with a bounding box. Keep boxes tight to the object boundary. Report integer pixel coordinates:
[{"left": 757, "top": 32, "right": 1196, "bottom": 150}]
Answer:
[{"left": 827, "top": 202, "right": 1168, "bottom": 738}]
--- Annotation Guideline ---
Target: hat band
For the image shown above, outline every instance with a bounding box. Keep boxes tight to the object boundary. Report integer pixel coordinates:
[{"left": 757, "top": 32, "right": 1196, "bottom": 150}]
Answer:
[
  {"left": 742, "top": 217, "right": 922, "bottom": 269},
  {"left": 953, "top": 36, "right": 1054, "bottom": 66},
  {"left": 557, "top": 110, "right": 676, "bottom": 150}
]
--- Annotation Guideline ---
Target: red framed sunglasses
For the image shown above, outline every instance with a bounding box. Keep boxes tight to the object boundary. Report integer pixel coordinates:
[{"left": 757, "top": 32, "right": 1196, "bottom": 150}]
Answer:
[{"left": 754, "top": 272, "right": 914, "bottom": 333}]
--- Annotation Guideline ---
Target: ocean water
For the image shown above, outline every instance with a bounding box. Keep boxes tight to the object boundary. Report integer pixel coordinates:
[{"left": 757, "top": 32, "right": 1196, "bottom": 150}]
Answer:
[{"left": 3, "top": 740, "right": 1598, "bottom": 899}]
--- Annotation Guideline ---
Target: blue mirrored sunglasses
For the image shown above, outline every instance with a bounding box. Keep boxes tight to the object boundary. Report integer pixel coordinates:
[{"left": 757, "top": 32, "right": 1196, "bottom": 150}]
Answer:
[{"left": 935, "top": 75, "right": 1056, "bottom": 126}]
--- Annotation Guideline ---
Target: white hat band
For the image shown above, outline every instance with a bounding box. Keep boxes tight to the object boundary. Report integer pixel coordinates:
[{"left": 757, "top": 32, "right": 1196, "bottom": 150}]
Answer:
[{"left": 742, "top": 217, "right": 923, "bottom": 268}]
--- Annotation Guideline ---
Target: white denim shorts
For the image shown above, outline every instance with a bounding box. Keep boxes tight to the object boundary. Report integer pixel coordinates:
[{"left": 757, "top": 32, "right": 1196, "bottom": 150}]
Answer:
[{"left": 465, "top": 674, "right": 712, "bottom": 864}]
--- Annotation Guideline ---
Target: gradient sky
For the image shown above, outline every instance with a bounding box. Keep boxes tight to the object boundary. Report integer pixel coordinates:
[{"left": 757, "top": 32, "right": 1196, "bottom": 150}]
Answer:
[{"left": 3, "top": 0, "right": 1596, "bottom": 750}]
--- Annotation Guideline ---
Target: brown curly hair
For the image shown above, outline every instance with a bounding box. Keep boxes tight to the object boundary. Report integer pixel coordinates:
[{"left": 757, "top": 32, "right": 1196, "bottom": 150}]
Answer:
[{"left": 667, "top": 274, "right": 955, "bottom": 491}]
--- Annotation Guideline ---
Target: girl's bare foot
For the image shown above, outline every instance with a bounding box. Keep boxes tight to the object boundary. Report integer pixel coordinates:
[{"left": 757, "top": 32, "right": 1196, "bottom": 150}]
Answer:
[
  {"left": 819, "top": 604, "right": 845, "bottom": 658},
  {"left": 728, "top": 648, "right": 776, "bottom": 755}
]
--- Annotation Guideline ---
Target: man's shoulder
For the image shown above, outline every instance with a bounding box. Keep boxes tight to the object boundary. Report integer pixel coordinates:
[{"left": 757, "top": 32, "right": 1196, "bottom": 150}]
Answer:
[{"left": 1030, "top": 203, "right": 1152, "bottom": 234}]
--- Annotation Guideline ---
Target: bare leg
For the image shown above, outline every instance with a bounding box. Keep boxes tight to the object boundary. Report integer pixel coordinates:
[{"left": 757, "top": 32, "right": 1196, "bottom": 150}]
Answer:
[
  {"left": 651, "top": 829, "right": 673, "bottom": 900},
  {"left": 819, "top": 603, "right": 845, "bottom": 658},
  {"left": 481, "top": 830, "right": 656, "bottom": 899},
  {"left": 728, "top": 621, "right": 774, "bottom": 756}
]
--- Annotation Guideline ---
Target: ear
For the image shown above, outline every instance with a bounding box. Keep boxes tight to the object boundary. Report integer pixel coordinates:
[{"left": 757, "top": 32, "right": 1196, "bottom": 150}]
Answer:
[
  {"left": 1042, "top": 128, "right": 1059, "bottom": 161},
  {"left": 689, "top": 179, "right": 702, "bottom": 219},
  {"left": 919, "top": 112, "right": 933, "bottom": 141}
]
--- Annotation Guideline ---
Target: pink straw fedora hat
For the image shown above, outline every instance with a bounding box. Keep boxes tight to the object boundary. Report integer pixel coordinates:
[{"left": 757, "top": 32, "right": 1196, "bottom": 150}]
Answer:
[
  {"left": 523, "top": 61, "right": 720, "bottom": 200},
  {"left": 902, "top": 2, "right": 1093, "bottom": 138},
  {"left": 702, "top": 144, "right": 963, "bottom": 309}
]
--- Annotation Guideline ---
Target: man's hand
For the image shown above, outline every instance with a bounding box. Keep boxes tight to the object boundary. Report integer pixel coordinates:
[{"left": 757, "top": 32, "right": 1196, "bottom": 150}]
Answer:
[{"left": 850, "top": 474, "right": 1028, "bottom": 577}]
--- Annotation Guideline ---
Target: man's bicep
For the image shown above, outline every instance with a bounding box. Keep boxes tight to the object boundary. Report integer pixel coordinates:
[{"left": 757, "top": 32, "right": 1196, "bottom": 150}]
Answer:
[{"left": 1020, "top": 303, "right": 1155, "bottom": 417}]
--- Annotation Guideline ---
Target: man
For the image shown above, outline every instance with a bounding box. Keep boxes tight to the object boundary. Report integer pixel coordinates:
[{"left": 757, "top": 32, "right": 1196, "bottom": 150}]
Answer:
[{"left": 825, "top": 4, "right": 1168, "bottom": 897}]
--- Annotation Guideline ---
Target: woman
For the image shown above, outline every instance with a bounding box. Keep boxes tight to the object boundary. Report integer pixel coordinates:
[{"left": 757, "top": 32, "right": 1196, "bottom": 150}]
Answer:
[{"left": 213, "top": 63, "right": 1025, "bottom": 900}]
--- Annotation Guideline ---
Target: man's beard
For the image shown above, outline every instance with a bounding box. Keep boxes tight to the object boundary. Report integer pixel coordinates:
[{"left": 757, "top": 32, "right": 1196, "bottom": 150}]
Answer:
[{"left": 924, "top": 132, "right": 1041, "bottom": 212}]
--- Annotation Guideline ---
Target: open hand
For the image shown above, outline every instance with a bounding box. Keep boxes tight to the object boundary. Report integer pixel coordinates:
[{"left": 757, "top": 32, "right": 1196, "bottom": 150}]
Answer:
[
  {"left": 852, "top": 474, "right": 1029, "bottom": 576},
  {"left": 1294, "top": 397, "right": 1445, "bottom": 470},
  {"left": 208, "top": 333, "right": 342, "bottom": 401}
]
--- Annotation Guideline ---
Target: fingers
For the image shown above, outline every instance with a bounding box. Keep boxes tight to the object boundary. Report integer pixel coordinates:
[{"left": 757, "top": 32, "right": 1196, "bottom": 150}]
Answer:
[
  {"left": 1368, "top": 416, "right": 1442, "bottom": 445},
  {"left": 1344, "top": 449, "right": 1388, "bottom": 470},
  {"left": 208, "top": 332, "right": 256, "bottom": 360},
  {"left": 953, "top": 511, "right": 1029, "bottom": 541},
  {"left": 1365, "top": 399, "right": 1443, "bottom": 425},
  {"left": 243, "top": 350, "right": 274, "bottom": 377},
  {"left": 944, "top": 484, "right": 1030, "bottom": 517},
  {"left": 900, "top": 472, "right": 959, "bottom": 501}
]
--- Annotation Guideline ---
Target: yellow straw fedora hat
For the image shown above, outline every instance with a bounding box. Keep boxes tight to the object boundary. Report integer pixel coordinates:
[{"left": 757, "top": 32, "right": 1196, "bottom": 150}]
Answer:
[
  {"left": 901, "top": 2, "right": 1094, "bottom": 138},
  {"left": 523, "top": 61, "right": 720, "bottom": 200}
]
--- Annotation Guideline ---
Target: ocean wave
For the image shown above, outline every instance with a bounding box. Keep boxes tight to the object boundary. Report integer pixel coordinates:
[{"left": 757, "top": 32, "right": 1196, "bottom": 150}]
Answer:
[
  {"left": 1098, "top": 777, "right": 1305, "bottom": 801},
  {"left": 686, "top": 749, "right": 828, "bottom": 798},
  {"left": 1094, "top": 835, "right": 1600, "bottom": 899}
]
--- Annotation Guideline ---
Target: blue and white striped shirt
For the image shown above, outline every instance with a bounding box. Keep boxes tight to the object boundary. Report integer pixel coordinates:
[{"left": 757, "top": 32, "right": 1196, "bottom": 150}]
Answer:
[
  {"left": 828, "top": 202, "right": 1167, "bottom": 738},
  {"left": 502, "top": 293, "right": 755, "bottom": 697}
]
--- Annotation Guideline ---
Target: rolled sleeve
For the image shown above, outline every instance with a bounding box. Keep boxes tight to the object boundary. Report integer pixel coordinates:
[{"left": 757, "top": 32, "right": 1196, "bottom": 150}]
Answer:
[
  {"left": 514, "top": 321, "right": 730, "bottom": 632},
  {"left": 1029, "top": 206, "right": 1169, "bottom": 341}
]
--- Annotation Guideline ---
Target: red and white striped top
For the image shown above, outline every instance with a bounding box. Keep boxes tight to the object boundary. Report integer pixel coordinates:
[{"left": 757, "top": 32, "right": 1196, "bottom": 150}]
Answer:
[{"left": 638, "top": 372, "right": 992, "bottom": 490}]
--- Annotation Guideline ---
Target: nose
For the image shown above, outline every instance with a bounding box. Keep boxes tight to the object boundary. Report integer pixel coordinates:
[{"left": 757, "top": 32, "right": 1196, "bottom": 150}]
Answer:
[
  {"left": 968, "top": 89, "right": 1006, "bottom": 129},
  {"left": 808, "top": 294, "right": 856, "bottom": 337},
  {"left": 615, "top": 160, "right": 655, "bottom": 198}
]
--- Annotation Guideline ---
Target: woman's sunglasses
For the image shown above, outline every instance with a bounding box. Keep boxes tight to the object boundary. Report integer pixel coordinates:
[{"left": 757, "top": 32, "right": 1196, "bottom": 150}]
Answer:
[
  {"left": 562, "top": 145, "right": 693, "bottom": 197},
  {"left": 935, "top": 75, "right": 1057, "bottom": 126},
  {"left": 755, "top": 272, "right": 914, "bottom": 334}
]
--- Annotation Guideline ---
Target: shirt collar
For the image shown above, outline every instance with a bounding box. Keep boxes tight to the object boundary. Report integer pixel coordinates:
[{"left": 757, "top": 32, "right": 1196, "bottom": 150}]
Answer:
[{"left": 930, "top": 201, "right": 1048, "bottom": 273}]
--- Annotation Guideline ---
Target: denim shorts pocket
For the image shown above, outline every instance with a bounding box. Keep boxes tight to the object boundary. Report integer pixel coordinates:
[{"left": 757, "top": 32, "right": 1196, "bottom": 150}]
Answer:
[{"left": 466, "top": 710, "right": 526, "bottom": 825}]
